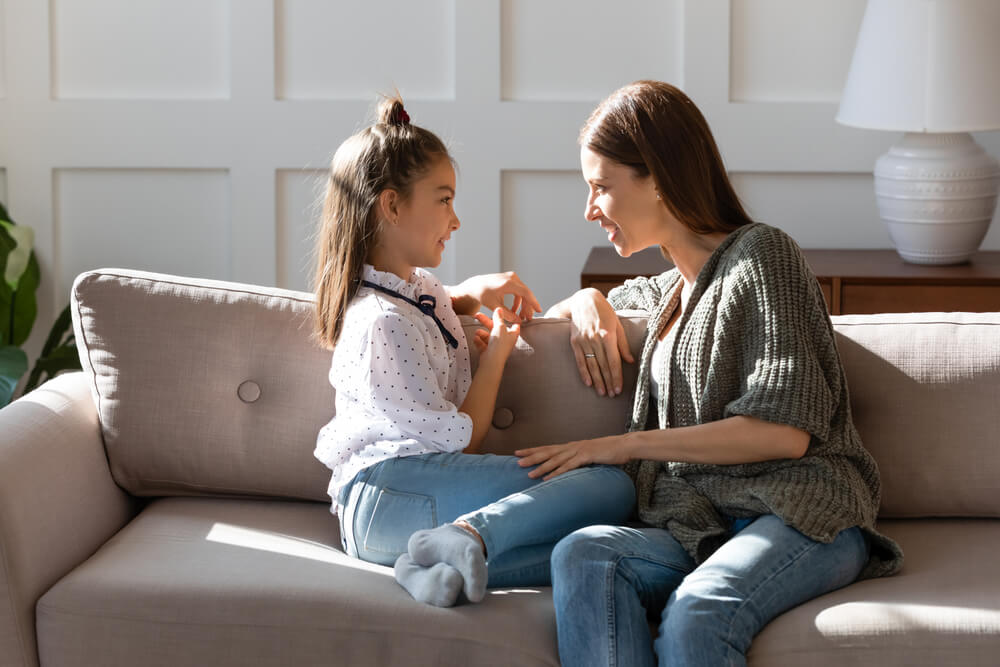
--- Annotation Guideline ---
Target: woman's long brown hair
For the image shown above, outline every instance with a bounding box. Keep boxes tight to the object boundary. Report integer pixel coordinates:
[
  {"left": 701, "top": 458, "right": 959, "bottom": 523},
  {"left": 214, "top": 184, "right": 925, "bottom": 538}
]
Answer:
[{"left": 581, "top": 80, "right": 753, "bottom": 235}]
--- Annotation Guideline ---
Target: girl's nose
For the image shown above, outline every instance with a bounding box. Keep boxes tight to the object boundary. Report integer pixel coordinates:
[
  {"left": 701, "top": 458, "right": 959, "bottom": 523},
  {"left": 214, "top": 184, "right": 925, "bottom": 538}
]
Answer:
[{"left": 451, "top": 214, "right": 461, "bottom": 231}]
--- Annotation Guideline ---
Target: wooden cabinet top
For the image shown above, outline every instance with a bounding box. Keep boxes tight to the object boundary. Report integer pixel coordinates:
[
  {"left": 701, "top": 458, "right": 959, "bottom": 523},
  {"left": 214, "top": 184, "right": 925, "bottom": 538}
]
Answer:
[{"left": 582, "top": 247, "right": 1000, "bottom": 284}]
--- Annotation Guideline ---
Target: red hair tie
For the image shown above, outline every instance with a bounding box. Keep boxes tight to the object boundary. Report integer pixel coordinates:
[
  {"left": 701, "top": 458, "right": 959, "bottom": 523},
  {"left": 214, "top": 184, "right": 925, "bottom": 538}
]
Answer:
[{"left": 393, "top": 107, "right": 411, "bottom": 126}]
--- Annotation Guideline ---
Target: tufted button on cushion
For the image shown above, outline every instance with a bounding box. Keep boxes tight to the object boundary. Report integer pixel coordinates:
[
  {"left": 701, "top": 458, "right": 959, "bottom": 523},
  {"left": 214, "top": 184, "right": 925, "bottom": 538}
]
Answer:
[
  {"left": 237, "top": 380, "right": 261, "bottom": 403},
  {"left": 491, "top": 407, "right": 514, "bottom": 429}
]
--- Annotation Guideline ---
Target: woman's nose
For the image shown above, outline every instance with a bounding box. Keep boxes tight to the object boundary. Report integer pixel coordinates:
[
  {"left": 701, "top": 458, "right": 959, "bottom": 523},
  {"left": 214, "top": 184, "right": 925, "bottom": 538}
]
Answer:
[{"left": 585, "top": 200, "right": 601, "bottom": 221}]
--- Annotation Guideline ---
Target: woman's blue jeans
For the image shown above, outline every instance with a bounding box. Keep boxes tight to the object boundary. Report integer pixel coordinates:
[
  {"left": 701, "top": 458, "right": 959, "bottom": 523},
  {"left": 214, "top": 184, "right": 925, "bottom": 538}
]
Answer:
[
  {"left": 551, "top": 515, "right": 869, "bottom": 667},
  {"left": 337, "top": 452, "right": 636, "bottom": 587}
]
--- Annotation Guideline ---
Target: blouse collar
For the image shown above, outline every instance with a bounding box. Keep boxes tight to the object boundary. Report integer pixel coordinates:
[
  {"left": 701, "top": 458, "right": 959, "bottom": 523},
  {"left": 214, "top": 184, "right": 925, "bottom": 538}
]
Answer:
[{"left": 361, "top": 264, "right": 425, "bottom": 301}]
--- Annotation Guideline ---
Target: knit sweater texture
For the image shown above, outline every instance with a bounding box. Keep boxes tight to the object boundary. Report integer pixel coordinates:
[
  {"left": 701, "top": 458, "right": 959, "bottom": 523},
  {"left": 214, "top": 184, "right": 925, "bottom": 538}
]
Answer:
[{"left": 608, "top": 223, "right": 903, "bottom": 580}]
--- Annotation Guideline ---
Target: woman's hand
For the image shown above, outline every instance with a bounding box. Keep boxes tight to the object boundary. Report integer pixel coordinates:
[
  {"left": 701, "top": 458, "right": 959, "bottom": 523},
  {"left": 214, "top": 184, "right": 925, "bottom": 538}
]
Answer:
[
  {"left": 450, "top": 272, "right": 542, "bottom": 322},
  {"left": 516, "top": 435, "right": 633, "bottom": 480},
  {"left": 566, "top": 289, "right": 635, "bottom": 397}
]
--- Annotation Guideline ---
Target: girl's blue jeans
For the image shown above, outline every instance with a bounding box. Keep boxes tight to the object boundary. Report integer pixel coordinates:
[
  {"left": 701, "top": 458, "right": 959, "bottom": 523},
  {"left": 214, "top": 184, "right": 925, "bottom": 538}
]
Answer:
[
  {"left": 337, "top": 452, "right": 636, "bottom": 587},
  {"left": 551, "top": 514, "right": 870, "bottom": 667}
]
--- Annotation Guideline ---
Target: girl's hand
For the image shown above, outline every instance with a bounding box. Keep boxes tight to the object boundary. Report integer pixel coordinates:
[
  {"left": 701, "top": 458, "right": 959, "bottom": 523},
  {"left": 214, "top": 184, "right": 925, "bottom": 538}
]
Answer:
[
  {"left": 515, "top": 435, "right": 633, "bottom": 480},
  {"left": 482, "top": 307, "right": 521, "bottom": 362},
  {"left": 568, "top": 290, "right": 635, "bottom": 397},
  {"left": 450, "top": 272, "right": 542, "bottom": 322}
]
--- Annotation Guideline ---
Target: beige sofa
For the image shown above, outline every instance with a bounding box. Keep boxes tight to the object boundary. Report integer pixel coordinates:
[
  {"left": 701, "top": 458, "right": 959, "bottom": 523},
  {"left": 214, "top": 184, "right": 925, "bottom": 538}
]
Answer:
[{"left": 2, "top": 268, "right": 999, "bottom": 667}]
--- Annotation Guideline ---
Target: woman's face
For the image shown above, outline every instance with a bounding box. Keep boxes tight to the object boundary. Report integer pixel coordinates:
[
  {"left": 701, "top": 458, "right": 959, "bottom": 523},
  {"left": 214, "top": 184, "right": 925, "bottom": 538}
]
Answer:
[{"left": 580, "top": 146, "right": 664, "bottom": 257}]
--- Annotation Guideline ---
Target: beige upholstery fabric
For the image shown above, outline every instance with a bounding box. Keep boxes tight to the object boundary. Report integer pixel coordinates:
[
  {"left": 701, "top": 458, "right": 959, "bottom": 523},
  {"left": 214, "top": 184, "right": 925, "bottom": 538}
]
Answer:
[
  {"left": 749, "top": 519, "right": 1000, "bottom": 666},
  {"left": 36, "top": 498, "right": 560, "bottom": 667},
  {"left": 833, "top": 313, "right": 1000, "bottom": 518},
  {"left": 71, "top": 269, "right": 643, "bottom": 501},
  {"left": 0, "top": 373, "right": 135, "bottom": 667}
]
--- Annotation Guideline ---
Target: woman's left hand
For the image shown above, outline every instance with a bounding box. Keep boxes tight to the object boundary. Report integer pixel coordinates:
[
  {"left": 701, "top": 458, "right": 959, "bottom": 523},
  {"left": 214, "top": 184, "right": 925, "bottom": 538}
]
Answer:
[
  {"left": 450, "top": 272, "right": 543, "bottom": 322},
  {"left": 515, "top": 435, "right": 633, "bottom": 480}
]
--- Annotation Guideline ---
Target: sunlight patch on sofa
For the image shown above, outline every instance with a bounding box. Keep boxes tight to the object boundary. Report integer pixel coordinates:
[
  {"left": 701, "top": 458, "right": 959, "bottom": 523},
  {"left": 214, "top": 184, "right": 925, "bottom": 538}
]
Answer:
[
  {"left": 206, "top": 522, "right": 391, "bottom": 575},
  {"left": 816, "top": 601, "right": 1000, "bottom": 631}
]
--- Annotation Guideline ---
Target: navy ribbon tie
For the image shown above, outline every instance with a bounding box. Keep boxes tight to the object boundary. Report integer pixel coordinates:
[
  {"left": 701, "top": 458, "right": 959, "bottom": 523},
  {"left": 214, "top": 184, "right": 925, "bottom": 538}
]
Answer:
[{"left": 360, "top": 280, "right": 459, "bottom": 349}]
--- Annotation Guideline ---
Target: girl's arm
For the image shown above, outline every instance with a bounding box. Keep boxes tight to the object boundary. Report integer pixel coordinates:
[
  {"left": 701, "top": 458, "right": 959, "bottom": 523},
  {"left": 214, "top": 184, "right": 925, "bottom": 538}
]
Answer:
[
  {"left": 546, "top": 288, "right": 635, "bottom": 398},
  {"left": 459, "top": 308, "right": 521, "bottom": 453},
  {"left": 515, "top": 415, "right": 810, "bottom": 480},
  {"left": 448, "top": 272, "right": 542, "bottom": 322}
]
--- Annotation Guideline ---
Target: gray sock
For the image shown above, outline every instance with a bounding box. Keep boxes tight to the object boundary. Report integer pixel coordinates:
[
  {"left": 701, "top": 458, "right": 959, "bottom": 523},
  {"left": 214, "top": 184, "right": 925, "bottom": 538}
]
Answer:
[
  {"left": 408, "top": 524, "right": 487, "bottom": 603},
  {"left": 393, "top": 554, "right": 463, "bottom": 607}
]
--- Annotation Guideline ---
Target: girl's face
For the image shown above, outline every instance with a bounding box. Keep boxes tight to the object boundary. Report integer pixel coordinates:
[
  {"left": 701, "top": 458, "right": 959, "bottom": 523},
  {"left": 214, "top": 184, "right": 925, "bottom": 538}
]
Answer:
[
  {"left": 580, "top": 146, "right": 665, "bottom": 257},
  {"left": 389, "top": 156, "right": 461, "bottom": 272}
]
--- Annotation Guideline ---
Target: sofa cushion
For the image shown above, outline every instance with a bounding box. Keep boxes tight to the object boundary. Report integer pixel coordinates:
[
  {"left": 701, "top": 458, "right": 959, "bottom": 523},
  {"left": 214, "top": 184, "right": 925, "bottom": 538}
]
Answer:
[
  {"left": 748, "top": 518, "right": 1000, "bottom": 666},
  {"left": 833, "top": 312, "right": 1000, "bottom": 518},
  {"left": 71, "top": 269, "right": 643, "bottom": 501},
  {"left": 35, "top": 498, "right": 560, "bottom": 667},
  {"left": 71, "top": 269, "right": 336, "bottom": 501}
]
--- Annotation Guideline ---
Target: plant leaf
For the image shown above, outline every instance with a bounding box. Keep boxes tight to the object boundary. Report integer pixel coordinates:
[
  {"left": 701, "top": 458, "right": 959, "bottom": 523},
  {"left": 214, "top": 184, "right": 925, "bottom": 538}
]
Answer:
[
  {"left": 0, "top": 220, "right": 34, "bottom": 292},
  {"left": 0, "top": 344, "right": 28, "bottom": 407},
  {"left": 0, "top": 227, "right": 13, "bottom": 346},
  {"left": 22, "top": 343, "right": 81, "bottom": 396},
  {"left": 10, "top": 252, "right": 39, "bottom": 347},
  {"left": 40, "top": 303, "right": 75, "bottom": 358}
]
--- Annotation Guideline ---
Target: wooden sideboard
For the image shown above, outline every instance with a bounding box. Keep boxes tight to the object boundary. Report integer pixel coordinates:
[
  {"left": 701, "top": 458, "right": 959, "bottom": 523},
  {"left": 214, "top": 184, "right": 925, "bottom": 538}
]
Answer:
[{"left": 580, "top": 247, "right": 1000, "bottom": 315}]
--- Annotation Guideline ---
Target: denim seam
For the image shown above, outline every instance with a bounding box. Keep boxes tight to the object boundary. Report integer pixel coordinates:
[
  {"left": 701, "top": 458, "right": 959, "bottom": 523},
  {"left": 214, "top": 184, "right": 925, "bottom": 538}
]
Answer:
[
  {"left": 606, "top": 557, "right": 619, "bottom": 667},
  {"left": 722, "top": 537, "right": 821, "bottom": 653}
]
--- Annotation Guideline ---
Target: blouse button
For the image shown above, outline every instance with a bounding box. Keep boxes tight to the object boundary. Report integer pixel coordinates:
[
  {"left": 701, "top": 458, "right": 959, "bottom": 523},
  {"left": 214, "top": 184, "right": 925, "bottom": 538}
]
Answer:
[
  {"left": 492, "top": 407, "right": 514, "bottom": 429},
  {"left": 237, "top": 380, "right": 261, "bottom": 403}
]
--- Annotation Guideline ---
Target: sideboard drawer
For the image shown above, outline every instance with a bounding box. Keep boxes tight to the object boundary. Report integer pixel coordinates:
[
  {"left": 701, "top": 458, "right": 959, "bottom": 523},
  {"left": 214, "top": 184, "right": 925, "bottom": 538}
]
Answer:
[{"left": 841, "top": 284, "right": 1000, "bottom": 314}]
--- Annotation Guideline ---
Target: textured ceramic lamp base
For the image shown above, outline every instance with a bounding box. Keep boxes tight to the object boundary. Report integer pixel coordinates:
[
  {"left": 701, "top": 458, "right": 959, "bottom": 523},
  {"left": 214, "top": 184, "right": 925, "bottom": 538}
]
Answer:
[{"left": 875, "top": 132, "right": 1000, "bottom": 264}]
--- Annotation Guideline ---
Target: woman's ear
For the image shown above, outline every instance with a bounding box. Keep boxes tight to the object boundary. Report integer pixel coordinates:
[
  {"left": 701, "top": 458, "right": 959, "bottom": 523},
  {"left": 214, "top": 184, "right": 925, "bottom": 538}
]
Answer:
[{"left": 377, "top": 189, "right": 400, "bottom": 225}]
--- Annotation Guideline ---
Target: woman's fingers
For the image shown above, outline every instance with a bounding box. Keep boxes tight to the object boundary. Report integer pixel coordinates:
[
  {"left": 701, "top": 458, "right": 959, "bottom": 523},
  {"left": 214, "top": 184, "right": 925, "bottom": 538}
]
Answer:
[
  {"left": 570, "top": 337, "right": 595, "bottom": 388},
  {"left": 616, "top": 318, "right": 635, "bottom": 364}
]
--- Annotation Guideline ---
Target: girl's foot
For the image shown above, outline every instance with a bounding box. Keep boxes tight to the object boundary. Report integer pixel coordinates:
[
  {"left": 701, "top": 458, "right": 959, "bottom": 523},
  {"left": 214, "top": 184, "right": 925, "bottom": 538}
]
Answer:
[
  {"left": 408, "top": 524, "right": 487, "bottom": 603},
  {"left": 393, "top": 554, "right": 464, "bottom": 607}
]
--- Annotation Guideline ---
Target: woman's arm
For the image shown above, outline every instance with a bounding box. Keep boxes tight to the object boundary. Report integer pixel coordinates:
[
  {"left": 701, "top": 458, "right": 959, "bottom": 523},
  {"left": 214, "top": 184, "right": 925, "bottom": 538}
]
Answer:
[
  {"left": 516, "top": 415, "right": 809, "bottom": 480},
  {"left": 459, "top": 308, "right": 520, "bottom": 453},
  {"left": 547, "top": 288, "right": 635, "bottom": 397}
]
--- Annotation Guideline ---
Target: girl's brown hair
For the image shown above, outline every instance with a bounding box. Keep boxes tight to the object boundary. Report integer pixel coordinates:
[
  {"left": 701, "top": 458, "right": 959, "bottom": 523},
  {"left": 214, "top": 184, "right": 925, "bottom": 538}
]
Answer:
[
  {"left": 313, "top": 96, "right": 450, "bottom": 349},
  {"left": 580, "top": 80, "right": 753, "bottom": 235}
]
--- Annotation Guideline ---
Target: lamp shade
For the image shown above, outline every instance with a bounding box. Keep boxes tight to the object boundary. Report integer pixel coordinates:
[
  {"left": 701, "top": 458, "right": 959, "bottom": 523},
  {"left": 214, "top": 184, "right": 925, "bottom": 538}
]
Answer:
[{"left": 836, "top": 0, "right": 1000, "bottom": 132}]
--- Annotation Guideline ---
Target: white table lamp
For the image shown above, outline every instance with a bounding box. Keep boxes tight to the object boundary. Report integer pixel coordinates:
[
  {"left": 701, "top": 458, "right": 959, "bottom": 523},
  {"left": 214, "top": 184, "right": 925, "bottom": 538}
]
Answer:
[{"left": 837, "top": 0, "right": 1000, "bottom": 264}]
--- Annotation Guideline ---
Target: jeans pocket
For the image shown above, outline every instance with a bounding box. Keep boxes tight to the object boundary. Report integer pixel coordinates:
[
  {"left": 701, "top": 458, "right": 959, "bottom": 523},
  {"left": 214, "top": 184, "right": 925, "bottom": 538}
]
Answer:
[{"left": 362, "top": 488, "right": 438, "bottom": 556}]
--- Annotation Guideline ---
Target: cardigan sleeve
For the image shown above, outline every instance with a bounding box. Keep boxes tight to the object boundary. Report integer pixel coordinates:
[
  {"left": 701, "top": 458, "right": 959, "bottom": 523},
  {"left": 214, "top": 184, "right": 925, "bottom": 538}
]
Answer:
[
  {"left": 721, "top": 228, "right": 838, "bottom": 443},
  {"left": 607, "top": 270, "right": 678, "bottom": 312}
]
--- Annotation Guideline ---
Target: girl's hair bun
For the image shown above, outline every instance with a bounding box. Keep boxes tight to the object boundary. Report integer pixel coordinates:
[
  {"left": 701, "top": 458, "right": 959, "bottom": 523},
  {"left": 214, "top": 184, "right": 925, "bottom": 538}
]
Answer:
[{"left": 378, "top": 96, "right": 411, "bottom": 127}]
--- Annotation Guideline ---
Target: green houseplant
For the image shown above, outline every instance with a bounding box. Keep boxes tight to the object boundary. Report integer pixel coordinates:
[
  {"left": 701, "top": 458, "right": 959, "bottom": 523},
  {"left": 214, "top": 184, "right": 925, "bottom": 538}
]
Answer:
[{"left": 0, "top": 202, "right": 81, "bottom": 406}]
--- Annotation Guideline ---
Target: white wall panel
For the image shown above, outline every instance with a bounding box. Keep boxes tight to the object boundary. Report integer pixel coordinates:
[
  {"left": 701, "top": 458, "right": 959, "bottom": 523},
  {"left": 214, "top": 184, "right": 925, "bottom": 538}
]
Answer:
[
  {"left": 275, "top": 0, "right": 456, "bottom": 100},
  {"left": 0, "top": 0, "right": 6, "bottom": 99},
  {"left": 730, "top": 172, "right": 890, "bottom": 248},
  {"left": 730, "top": 0, "right": 865, "bottom": 102},
  {"left": 501, "top": 0, "right": 683, "bottom": 101},
  {"left": 502, "top": 170, "right": 607, "bottom": 310},
  {"left": 276, "top": 168, "right": 324, "bottom": 292},
  {"left": 54, "top": 169, "right": 230, "bottom": 295},
  {"left": 51, "top": 0, "right": 230, "bottom": 99}
]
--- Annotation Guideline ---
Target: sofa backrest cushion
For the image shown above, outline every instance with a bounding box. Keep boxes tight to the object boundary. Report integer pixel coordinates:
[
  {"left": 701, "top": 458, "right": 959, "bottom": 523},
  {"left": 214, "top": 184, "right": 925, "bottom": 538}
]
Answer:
[
  {"left": 832, "top": 312, "right": 1000, "bottom": 518},
  {"left": 71, "top": 269, "right": 643, "bottom": 502},
  {"left": 73, "top": 270, "right": 1000, "bottom": 518}
]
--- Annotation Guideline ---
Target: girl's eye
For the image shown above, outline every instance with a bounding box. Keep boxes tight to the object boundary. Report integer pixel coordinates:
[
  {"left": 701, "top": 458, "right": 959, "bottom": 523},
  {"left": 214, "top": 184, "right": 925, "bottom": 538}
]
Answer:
[{"left": 442, "top": 197, "right": 452, "bottom": 205}]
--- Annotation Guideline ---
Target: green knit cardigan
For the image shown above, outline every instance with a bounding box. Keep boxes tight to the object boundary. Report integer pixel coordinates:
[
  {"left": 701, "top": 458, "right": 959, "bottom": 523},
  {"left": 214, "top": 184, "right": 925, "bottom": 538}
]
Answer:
[{"left": 608, "top": 223, "right": 903, "bottom": 580}]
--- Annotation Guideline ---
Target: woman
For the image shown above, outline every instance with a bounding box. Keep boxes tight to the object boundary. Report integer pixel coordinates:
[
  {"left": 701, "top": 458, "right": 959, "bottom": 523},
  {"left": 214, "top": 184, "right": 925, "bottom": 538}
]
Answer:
[{"left": 515, "top": 81, "right": 903, "bottom": 666}]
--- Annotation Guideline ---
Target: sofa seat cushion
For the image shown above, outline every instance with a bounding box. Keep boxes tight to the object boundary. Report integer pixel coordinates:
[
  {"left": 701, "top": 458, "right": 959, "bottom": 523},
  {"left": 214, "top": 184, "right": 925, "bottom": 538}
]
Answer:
[
  {"left": 36, "top": 498, "right": 559, "bottom": 667},
  {"left": 749, "top": 519, "right": 1000, "bottom": 666}
]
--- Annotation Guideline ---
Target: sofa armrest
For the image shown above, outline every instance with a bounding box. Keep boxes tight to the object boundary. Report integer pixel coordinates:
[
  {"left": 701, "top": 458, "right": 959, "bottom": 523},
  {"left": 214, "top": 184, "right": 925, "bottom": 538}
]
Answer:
[{"left": 0, "top": 372, "right": 137, "bottom": 667}]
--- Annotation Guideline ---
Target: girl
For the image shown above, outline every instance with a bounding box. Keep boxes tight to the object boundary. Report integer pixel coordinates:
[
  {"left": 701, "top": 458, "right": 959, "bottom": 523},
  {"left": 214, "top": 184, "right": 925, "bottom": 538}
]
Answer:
[{"left": 312, "top": 96, "right": 636, "bottom": 608}]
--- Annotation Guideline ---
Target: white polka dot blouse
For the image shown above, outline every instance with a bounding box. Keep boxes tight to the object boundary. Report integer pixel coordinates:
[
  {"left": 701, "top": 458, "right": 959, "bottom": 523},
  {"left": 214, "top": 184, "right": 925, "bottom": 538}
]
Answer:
[{"left": 314, "top": 264, "right": 473, "bottom": 514}]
